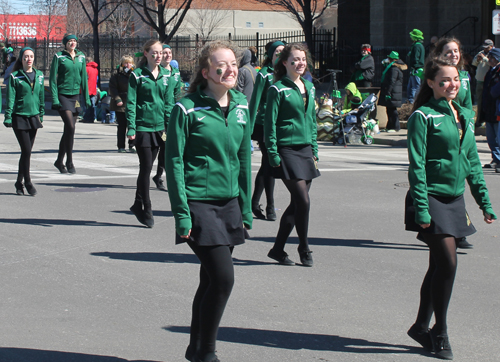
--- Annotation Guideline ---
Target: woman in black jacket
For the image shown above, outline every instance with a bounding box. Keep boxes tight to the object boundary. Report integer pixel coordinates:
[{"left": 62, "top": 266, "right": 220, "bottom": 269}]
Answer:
[
  {"left": 378, "top": 51, "right": 407, "bottom": 132},
  {"left": 351, "top": 44, "right": 375, "bottom": 88},
  {"left": 109, "top": 55, "right": 135, "bottom": 153}
]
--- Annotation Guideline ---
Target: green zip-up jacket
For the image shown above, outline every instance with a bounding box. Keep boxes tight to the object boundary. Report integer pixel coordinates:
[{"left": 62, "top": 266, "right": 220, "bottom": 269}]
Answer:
[
  {"left": 264, "top": 76, "right": 318, "bottom": 167},
  {"left": 164, "top": 65, "right": 182, "bottom": 125},
  {"left": 166, "top": 87, "right": 252, "bottom": 236},
  {"left": 248, "top": 64, "right": 274, "bottom": 129},
  {"left": 49, "top": 50, "right": 90, "bottom": 108},
  {"left": 408, "top": 41, "right": 425, "bottom": 71},
  {"left": 125, "top": 65, "right": 173, "bottom": 136},
  {"left": 4, "top": 68, "right": 45, "bottom": 124},
  {"left": 456, "top": 70, "right": 472, "bottom": 111},
  {"left": 407, "top": 97, "right": 496, "bottom": 225}
]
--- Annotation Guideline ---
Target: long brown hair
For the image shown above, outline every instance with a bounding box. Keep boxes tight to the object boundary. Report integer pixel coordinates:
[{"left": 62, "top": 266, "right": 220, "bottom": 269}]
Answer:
[
  {"left": 412, "top": 56, "right": 458, "bottom": 112},
  {"left": 273, "top": 43, "right": 311, "bottom": 83},
  {"left": 188, "top": 40, "right": 240, "bottom": 93},
  {"left": 431, "top": 36, "right": 464, "bottom": 70},
  {"left": 138, "top": 39, "right": 162, "bottom": 68}
]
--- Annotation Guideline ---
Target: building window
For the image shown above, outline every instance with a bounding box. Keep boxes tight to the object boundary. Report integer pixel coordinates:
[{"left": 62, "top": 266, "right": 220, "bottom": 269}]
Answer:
[
  {"left": 246, "top": 22, "right": 251, "bottom": 28},
  {"left": 259, "top": 22, "right": 264, "bottom": 28}
]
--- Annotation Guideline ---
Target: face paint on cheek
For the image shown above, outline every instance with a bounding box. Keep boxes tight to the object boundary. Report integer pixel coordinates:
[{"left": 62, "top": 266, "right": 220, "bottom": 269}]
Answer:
[
  {"left": 439, "top": 82, "right": 445, "bottom": 87},
  {"left": 291, "top": 61, "right": 295, "bottom": 65},
  {"left": 216, "top": 68, "right": 222, "bottom": 75}
]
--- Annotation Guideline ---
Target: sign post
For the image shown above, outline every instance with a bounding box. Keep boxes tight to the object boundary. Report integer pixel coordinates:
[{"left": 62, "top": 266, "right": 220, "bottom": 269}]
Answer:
[{"left": 494, "top": 10, "right": 500, "bottom": 35}]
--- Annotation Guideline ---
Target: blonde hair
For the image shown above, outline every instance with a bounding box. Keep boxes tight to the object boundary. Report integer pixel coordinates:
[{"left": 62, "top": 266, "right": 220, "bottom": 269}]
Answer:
[
  {"left": 189, "top": 40, "right": 240, "bottom": 93},
  {"left": 138, "top": 39, "right": 162, "bottom": 68},
  {"left": 120, "top": 55, "right": 134, "bottom": 67}
]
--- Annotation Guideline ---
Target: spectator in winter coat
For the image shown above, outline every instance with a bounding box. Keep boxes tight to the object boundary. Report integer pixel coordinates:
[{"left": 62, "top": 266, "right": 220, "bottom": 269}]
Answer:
[
  {"left": 342, "top": 82, "right": 362, "bottom": 113},
  {"left": 236, "top": 49, "right": 257, "bottom": 101},
  {"left": 472, "top": 39, "right": 494, "bottom": 126},
  {"left": 378, "top": 51, "right": 407, "bottom": 132},
  {"left": 351, "top": 44, "right": 375, "bottom": 88},
  {"left": 83, "top": 57, "right": 99, "bottom": 123},
  {"left": 482, "top": 47, "right": 500, "bottom": 170},
  {"left": 407, "top": 29, "right": 425, "bottom": 104}
]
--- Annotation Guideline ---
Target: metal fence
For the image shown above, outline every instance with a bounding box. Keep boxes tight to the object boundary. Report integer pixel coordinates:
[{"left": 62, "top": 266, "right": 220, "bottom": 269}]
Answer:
[{"left": 7, "top": 28, "right": 336, "bottom": 81}]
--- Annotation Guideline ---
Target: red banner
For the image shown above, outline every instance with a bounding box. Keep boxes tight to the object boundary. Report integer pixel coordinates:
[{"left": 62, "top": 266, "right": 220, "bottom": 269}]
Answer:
[{"left": 0, "top": 14, "right": 66, "bottom": 41}]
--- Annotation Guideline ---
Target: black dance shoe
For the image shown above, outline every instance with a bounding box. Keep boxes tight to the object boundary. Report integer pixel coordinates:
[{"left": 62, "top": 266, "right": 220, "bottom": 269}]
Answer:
[
  {"left": 130, "top": 204, "right": 145, "bottom": 225},
  {"left": 267, "top": 248, "right": 295, "bottom": 265},
  {"left": 152, "top": 175, "right": 167, "bottom": 191},
  {"left": 298, "top": 250, "right": 313, "bottom": 267},
  {"left": 54, "top": 161, "right": 68, "bottom": 174},
  {"left": 192, "top": 352, "right": 220, "bottom": 362},
  {"left": 185, "top": 345, "right": 195, "bottom": 361},
  {"left": 266, "top": 205, "right": 277, "bottom": 221},
  {"left": 143, "top": 210, "right": 154, "bottom": 228},
  {"left": 429, "top": 328, "right": 453, "bottom": 360},
  {"left": 407, "top": 324, "right": 433, "bottom": 351},
  {"left": 252, "top": 204, "right": 266, "bottom": 219},
  {"left": 456, "top": 237, "right": 473, "bottom": 249},
  {"left": 15, "top": 181, "right": 24, "bottom": 195},
  {"left": 25, "top": 182, "right": 37, "bottom": 196},
  {"left": 66, "top": 162, "right": 76, "bottom": 174}
]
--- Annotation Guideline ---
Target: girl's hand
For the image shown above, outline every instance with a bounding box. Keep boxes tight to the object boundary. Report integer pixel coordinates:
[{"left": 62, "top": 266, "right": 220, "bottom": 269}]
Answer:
[
  {"left": 484, "top": 213, "right": 495, "bottom": 224},
  {"left": 117, "top": 102, "right": 123, "bottom": 107},
  {"left": 180, "top": 229, "right": 192, "bottom": 239},
  {"left": 128, "top": 135, "right": 136, "bottom": 140},
  {"left": 419, "top": 223, "right": 431, "bottom": 229}
]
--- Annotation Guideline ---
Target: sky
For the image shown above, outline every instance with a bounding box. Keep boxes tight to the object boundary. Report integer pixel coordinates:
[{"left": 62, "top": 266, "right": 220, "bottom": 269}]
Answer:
[{"left": 7, "top": 0, "right": 32, "bottom": 15}]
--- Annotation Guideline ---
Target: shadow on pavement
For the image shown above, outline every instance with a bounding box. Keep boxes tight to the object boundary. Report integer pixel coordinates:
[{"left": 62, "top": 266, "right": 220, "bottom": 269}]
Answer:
[
  {"left": 164, "top": 325, "right": 427, "bottom": 356},
  {"left": 0, "top": 218, "right": 141, "bottom": 228},
  {"left": 0, "top": 348, "right": 159, "bottom": 362},
  {"left": 252, "top": 236, "right": 428, "bottom": 251},
  {"left": 112, "top": 210, "right": 174, "bottom": 217},
  {"left": 39, "top": 182, "right": 133, "bottom": 190}
]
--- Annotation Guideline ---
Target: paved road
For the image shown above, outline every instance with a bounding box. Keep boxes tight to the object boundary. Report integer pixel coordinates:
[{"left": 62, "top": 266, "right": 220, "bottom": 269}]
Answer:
[{"left": 1, "top": 116, "right": 499, "bottom": 362}]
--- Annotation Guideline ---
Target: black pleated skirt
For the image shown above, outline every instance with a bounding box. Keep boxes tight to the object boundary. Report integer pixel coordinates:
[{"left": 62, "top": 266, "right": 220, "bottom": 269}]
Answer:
[
  {"left": 134, "top": 131, "right": 165, "bottom": 148},
  {"left": 273, "top": 144, "right": 321, "bottom": 180},
  {"left": 175, "top": 197, "right": 245, "bottom": 246},
  {"left": 405, "top": 190, "right": 476, "bottom": 240},
  {"left": 59, "top": 94, "right": 82, "bottom": 113},
  {"left": 12, "top": 115, "right": 43, "bottom": 130}
]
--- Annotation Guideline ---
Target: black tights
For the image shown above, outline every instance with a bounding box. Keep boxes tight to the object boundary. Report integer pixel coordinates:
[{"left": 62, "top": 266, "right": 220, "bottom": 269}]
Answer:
[
  {"left": 56, "top": 110, "right": 77, "bottom": 166},
  {"left": 414, "top": 234, "right": 457, "bottom": 335},
  {"left": 134, "top": 145, "right": 159, "bottom": 207},
  {"left": 13, "top": 128, "right": 37, "bottom": 184},
  {"left": 252, "top": 140, "right": 275, "bottom": 208},
  {"left": 155, "top": 141, "right": 165, "bottom": 178},
  {"left": 116, "top": 112, "right": 134, "bottom": 150},
  {"left": 273, "top": 179, "right": 312, "bottom": 252},
  {"left": 187, "top": 242, "right": 234, "bottom": 358}
]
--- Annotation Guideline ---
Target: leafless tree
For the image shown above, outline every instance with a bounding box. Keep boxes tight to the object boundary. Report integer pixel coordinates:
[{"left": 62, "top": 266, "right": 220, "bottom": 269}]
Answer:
[
  {"left": 104, "top": 2, "right": 141, "bottom": 39},
  {"left": 251, "top": 0, "right": 336, "bottom": 58},
  {"left": 0, "top": 0, "right": 12, "bottom": 42},
  {"left": 67, "top": 4, "right": 93, "bottom": 39},
  {"left": 128, "top": 0, "right": 194, "bottom": 42},
  {"left": 30, "top": 0, "right": 67, "bottom": 40},
  {"left": 184, "top": 0, "right": 232, "bottom": 43}
]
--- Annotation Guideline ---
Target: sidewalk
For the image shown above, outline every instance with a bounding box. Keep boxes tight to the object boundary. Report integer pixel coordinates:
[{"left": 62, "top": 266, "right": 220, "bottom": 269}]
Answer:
[{"left": 373, "top": 128, "right": 491, "bottom": 154}]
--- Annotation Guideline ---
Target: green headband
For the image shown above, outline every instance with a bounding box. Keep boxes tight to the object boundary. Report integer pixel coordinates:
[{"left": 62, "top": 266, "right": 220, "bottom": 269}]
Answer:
[
  {"left": 267, "top": 41, "right": 285, "bottom": 59},
  {"left": 19, "top": 46, "right": 34, "bottom": 60},
  {"left": 63, "top": 34, "right": 77, "bottom": 46},
  {"left": 163, "top": 44, "right": 171, "bottom": 49}
]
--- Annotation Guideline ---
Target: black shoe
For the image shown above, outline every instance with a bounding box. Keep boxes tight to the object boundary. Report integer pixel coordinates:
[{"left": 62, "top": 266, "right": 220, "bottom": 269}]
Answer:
[
  {"left": 407, "top": 324, "right": 433, "bottom": 351},
  {"left": 15, "top": 181, "right": 24, "bottom": 195},
  {"left": 25, "top": 182, "right": 37, "bottom": 196},
  {"left": 429, "top": 328, "right": 453, "bottom": 360},
  {"left": 66, "top": 163, "right": 76, "bottom": 174},
  {"left": 483, "top": 161, "right": 497, "bottom": 169},
  {"left": 266, "top": 205, "right": 277, "bottom": 221},
  {"left": 298, "top": 250, "right": 313, "bottom": 267},
  {"left": 456, "top": 237, "right": 473, "bottom": 249},
  {"left": 185, "top": 345, "right": 195, "bottom": 361},
  {"left": 267, "top": 248, "right": 295, "bottom": 265},
  {"left": 192, "top": 352, "right": 220, "bottom": 362},
  {"left": 54, "top": 161, "right": 68, "bottom": 174},
  {"left": 152, "top": 175, "right": 166, "bottom": 191},
  {"left": 143, "top": 210, "right": 154, "bottom": 228},
  {"left": 130, "top": 203, "right": 145, "bottom": 225},
  {"left": 252, "top": 204, "right": 266, "bottom": 219}
]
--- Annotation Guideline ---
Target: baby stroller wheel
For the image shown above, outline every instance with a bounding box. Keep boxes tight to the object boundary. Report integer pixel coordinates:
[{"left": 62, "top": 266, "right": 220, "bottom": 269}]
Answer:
[{"left": 362, "top": 135, "right": 374, "bottom": 145}]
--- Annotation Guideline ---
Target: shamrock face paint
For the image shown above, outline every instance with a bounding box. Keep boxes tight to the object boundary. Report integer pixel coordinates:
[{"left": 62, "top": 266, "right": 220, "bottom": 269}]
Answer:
[
  {"left": 439, "top": 82, "right": 444, "bottom": 87},
  {"left": 216, "top": 68, "right": 223, "bottom": 75}
]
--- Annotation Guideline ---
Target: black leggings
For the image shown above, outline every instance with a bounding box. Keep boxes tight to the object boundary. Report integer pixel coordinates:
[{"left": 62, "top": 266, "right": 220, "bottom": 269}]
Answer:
[
  {"left": 273, "top": 179, "right": 312, "bottom": 252},
  {"left": 116, "top": 112, "right": 134, "bottom": 149},
  {"left": 187, "top": 242, "right": 234, "bottom": 357},
  {"left": 13, "top": 128, "right": 37, "bottom": 183},
  {"left": 252, "top": 138, "right": 275, "bottom": 208},
  {"left": 56, "top": 110, "right": 77, "bottom": 165},
  {"left": 414, "top": 234, "right": 457, "bottom": 335},
  {"left": 135, "top": 145, "right": 159, "bottom": 206},
  {"left": 155, "top": 141, "right": 165, "bottom": 178}
]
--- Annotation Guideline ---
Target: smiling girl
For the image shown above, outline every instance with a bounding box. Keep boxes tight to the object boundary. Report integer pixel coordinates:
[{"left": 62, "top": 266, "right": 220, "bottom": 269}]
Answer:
[
  {"left": 405, "top": 57, "right": 496, "bottom": 360},
  {"left": 264, "top": 43, "right": 320, "bottom": 267}
]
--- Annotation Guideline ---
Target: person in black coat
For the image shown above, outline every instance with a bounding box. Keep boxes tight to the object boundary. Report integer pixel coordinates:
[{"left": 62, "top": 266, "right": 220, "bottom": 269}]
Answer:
[
  {"left": 351, "top": 44, "right": 375, "bottom": 88},
  {"left": 378, "top": 51, "right": 407, "bottom": 132}
]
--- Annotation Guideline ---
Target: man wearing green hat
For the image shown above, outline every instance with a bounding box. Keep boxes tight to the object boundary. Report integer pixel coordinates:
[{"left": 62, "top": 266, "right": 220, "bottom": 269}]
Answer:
[
  {"left": 379, "top": 51, "right": 407, "bottom": 132},
  {"left": 407, "top": 29, "right": 425, "bottom": 104}
]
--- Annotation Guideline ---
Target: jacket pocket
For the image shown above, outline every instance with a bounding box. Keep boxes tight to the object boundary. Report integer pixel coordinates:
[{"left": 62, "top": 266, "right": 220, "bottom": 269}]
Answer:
[{"left": 186, "top": 158, "right": 209, "bottom": 197}]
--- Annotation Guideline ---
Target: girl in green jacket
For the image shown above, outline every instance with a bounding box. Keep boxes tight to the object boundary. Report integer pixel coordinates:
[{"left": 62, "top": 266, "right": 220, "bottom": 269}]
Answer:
[
  {"left": 50, "top": 34, "right": 91, "bottom": 174},
  {"left": 406, "top": 57, "right": 496, "bottom": 360},
  {"left": 431, "top": 37, "right": 474, "bottom": 249},
  {"left": 166, "top": 40, "right": 252, "bottom": 362},
  {"left": 248, "top": 40, "right": 285, "bottom": 221},
  {"left": 126, "top": 39, "right": 171, "bottom": 228},
  {"left": 3, "top": 47, "right": 44, "bottom": 196},
  {"left": 264, "top": 43, "right": 320, "bottom": 267}
]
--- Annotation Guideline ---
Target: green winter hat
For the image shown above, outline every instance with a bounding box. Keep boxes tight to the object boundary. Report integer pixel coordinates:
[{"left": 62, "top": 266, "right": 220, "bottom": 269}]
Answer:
[
  {"left": 409, "top": 29, "right": 424, "bottom": 41},
  {"left": 267, "top": 41, "right": 285, "bottom": 59},
  {"left": 0, "top": 42, "right": 5, "bottom": 48},
  {"left": 163, "top": 44, "right": 171, "bottom": 49},
  {"left": 331, "top": 90, "right": 341, "bottom": 99},
  {"left": 63, "top": 34, "right": 77, "bottom": 46},
  {"left": 19, "top": 46, "right": 34, "bottom": 60},
  {"left": 388, "top": 51, "right": 399, "bottom": 60}
]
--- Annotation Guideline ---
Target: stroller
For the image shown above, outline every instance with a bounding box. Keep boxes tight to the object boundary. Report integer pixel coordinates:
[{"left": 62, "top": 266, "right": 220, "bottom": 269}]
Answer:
[{"left": 333, "top": 93, "right": 378, "bottom": 146}]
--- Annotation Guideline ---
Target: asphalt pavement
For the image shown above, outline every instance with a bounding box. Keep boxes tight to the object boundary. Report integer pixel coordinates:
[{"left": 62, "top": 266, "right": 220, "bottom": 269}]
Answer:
[{"left": 1, "top": 115, "right": 499, "bottom": 362}]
